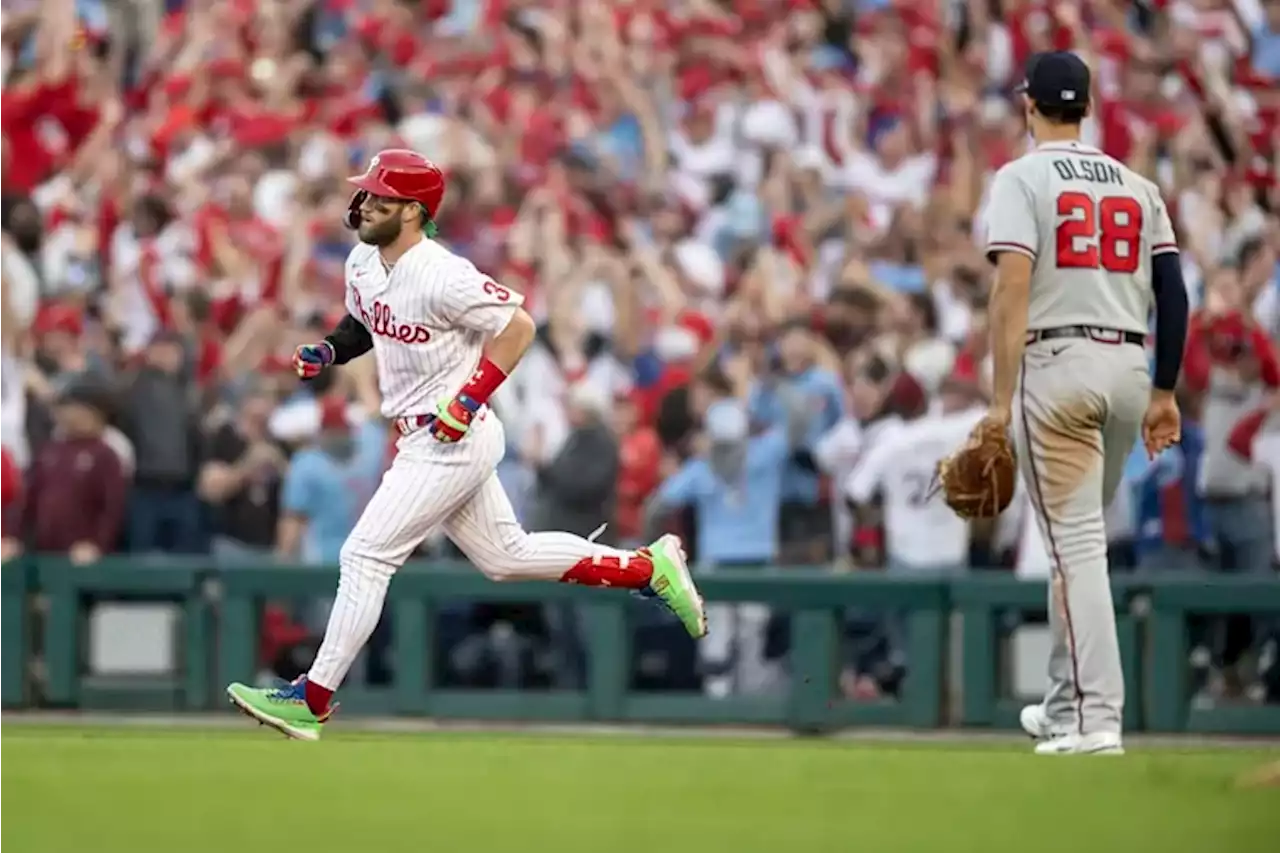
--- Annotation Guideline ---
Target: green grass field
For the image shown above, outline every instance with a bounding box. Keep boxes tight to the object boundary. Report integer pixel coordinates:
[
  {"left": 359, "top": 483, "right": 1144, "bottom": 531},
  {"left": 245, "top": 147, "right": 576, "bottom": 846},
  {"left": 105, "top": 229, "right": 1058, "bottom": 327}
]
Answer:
[{"left": 3, "top": 726, "right": 1277, "bottom": 853}]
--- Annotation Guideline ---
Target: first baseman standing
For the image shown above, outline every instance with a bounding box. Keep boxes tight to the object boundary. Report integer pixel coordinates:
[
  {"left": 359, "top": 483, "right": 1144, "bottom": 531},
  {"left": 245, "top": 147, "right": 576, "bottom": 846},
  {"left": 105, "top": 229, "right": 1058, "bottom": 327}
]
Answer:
[
  {"left": 980, "top": 53, "right": 1188, "bottom": 754},
  {"left": 226, "top": 150, "right": 707, "bottom": 740}
]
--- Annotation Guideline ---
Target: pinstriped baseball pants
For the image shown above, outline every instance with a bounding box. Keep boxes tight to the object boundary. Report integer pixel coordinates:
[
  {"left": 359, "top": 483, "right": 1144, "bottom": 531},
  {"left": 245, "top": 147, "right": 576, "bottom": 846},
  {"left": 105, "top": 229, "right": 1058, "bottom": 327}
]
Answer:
[{"left": 308, "top": 415, "right": 630, "bottom": 690}]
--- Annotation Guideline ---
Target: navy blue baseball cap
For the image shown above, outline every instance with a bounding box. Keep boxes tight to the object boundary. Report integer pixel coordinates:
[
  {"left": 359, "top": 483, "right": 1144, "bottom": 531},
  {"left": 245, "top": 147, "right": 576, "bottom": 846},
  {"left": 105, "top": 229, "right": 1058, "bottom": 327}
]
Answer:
[{"left": 1015, "top": 51, "right": 1092, "bottom": 110}]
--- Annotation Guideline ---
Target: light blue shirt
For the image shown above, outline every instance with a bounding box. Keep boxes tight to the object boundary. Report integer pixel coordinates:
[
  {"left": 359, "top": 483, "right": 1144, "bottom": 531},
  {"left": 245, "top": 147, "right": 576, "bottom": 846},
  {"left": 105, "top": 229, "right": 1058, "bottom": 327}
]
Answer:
[
  {"left": 311, "top": 2, "right": 351, "bottom": 52},
  {"left": 749, "top": 368, "right": 845, "bottom": 503},
  {"left": 1252, "top": 24, "right": 1280, "bottom": 78},
  {"left": 869, "top": 261, "right": 927, "bottom": 293},
  {"left": 281, "top": 422, "right": 387, "bottom": 565},
  {"left": 436, "top": 0, "right": 485, "bottom": 36},
  {"left": 596, "top": 114, "right": 645, "bottom": 180},
  {"left": 653, "top": 428, "right": 789, "bottom": 565}
]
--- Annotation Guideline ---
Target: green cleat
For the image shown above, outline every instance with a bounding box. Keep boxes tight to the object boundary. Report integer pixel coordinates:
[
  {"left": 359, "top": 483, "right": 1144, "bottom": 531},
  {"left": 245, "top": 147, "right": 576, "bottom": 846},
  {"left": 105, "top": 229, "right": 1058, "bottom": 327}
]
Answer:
[
  {"left": 226, "top": 677, "right": 331, "bottom": 741},
  {"left": 644, "top": 534, "right": 708, "bottom": 639}
]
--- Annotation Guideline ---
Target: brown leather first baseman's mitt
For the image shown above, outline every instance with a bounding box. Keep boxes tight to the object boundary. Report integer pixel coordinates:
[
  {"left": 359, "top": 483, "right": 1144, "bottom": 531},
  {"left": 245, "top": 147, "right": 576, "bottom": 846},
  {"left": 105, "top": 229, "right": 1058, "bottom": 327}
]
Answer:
[{"left": 934, "top": 419, "right": 1017, "bottom": 519}]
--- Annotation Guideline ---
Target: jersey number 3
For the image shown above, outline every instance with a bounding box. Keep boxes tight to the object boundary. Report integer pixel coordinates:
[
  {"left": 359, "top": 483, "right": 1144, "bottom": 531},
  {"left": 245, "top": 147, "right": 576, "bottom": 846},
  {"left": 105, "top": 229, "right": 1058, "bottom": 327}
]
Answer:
[
  {"left": 482, "top": 280, "right": 512, "bottom": 302},
  {"left": 1054, "top": 192, "right": 1143, "bottom": 273}
]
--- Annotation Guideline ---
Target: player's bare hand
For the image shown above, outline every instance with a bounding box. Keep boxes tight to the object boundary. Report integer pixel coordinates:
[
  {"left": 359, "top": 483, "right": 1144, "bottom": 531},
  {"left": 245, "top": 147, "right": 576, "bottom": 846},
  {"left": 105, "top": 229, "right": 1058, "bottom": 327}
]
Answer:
[
  {"left": 293, "top": 342, "right": 335, "bottom": 379},
  {"left": 1142, "top": 390, "right": 1181, "bottom": 459},
  {"left": 980, "top": 405, "right": 1012, "bottom": 434}
]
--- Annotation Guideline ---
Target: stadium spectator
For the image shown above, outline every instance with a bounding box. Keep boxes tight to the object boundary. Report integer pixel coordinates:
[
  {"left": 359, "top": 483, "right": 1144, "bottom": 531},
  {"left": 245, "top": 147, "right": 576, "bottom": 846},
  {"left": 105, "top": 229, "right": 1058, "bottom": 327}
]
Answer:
[
  {"left": 526, "top": 380, "right": 621, "bottom": 688},
  {"left": 1249, "top": 0, "right": 1280, "bottom": 79},
  {"left": 613, "top": 390, "right": 663, "bottom": 547},
  {"left": 749, "top": 319, "right": 844, "bottom": 564},
  {"left": 846, "top": 370, "right": 985, "bottom": 575},
  {"left": 18, "top": 383, "right": 127, "bottom": 564},
  {"left": 838, "top": 370, "right": 987, "bottom": 698},
  {"left": 645, "top": 356, "right": 816, "bottom": 696},
  {"left": 1183, "top": 269, "right": 1279, "bottom": 576},
  {"left": 530, "top": 380, "right": 619, "bottom": 541},
  {"left": 198, "top": 382, "right": 286, "bottom": 563},
  {"left": 646, "top": 358, "right": 808, "bottom": 570},
  {"left": 277, "top": 396, "right": 385, "bottom": 566},
  {"left": 119, "top": 330, "right": 204, "bottom": 553}
]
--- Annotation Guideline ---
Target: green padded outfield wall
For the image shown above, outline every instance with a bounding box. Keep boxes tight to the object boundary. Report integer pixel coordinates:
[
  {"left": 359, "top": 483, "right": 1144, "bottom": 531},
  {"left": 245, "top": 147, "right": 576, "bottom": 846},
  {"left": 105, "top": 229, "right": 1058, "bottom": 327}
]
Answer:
[{"left": 4, "top": 558, "right": 1279, "bottom": 734}]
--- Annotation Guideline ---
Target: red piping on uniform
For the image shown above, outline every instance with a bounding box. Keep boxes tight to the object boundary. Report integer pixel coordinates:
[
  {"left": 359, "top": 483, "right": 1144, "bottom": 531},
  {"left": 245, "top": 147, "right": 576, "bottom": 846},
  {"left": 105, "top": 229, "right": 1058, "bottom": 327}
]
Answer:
[
  {"left": 987, "top": 241, "right": 1038, "bottom": 257},
  {"left": 1019, "top": 357, "right": 1086, "bottom": 736}
]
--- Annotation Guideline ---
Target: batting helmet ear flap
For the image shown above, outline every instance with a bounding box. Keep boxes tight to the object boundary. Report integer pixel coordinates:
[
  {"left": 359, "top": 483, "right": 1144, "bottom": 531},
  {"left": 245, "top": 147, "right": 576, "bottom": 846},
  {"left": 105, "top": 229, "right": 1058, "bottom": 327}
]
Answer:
[{"left": 344, "top": 190, "right": 368, "bottom": 230}]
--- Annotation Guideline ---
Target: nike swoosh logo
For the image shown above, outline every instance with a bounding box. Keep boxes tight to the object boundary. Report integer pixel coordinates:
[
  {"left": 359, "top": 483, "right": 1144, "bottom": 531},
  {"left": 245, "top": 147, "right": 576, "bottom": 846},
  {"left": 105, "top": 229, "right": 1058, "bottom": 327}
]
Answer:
[{"left": 1050, "top": 346, "right": 1068, "bottom": 356}]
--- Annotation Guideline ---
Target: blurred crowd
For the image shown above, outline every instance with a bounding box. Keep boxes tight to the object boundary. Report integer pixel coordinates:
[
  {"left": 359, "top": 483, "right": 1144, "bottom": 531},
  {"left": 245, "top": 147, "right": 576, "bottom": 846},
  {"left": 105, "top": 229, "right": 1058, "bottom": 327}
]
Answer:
[{"left": 2, "top": 0, "right": 1279, "bottom": 702}]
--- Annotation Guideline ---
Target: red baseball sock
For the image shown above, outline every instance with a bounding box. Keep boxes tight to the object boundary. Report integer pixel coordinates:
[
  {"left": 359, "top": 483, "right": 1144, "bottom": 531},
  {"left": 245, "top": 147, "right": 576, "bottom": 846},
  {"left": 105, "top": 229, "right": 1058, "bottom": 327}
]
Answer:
[
  {"left": 305, "top": 678, "right": 334, "bottom": 718},
  {"left": 560, "top": 554, "right": 653, "bottom": 589}
]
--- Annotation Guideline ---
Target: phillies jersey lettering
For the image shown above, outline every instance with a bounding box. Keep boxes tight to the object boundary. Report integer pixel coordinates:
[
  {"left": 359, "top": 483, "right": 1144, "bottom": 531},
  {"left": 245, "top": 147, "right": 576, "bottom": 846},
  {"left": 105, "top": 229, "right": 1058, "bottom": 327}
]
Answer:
[
  {"left": 351, "top": 290, "right": 432, "bottom": 344},
  {"left": 344, "top": 240, "right": 522, "bottom": 418},
  {"left": 982, "top": 140, "right": 1178, "bottom": 335}
]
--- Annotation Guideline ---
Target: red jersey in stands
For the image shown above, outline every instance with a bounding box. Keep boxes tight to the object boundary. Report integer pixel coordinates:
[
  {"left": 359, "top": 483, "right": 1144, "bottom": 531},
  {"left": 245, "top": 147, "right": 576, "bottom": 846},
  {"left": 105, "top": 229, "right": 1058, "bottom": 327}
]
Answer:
[
  {"left": 1, "top": 76, "right": 99, "bottom": 193},
  {"left": 193, "top": 203, "right": 285, "bottom": 329}
]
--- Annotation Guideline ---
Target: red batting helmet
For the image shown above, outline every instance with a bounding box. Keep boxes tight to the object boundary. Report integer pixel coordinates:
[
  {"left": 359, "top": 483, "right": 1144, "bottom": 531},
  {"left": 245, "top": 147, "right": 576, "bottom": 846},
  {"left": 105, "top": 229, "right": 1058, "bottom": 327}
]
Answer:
[{"left": 344, "top": 149, "right": 446, "bottom": 230}]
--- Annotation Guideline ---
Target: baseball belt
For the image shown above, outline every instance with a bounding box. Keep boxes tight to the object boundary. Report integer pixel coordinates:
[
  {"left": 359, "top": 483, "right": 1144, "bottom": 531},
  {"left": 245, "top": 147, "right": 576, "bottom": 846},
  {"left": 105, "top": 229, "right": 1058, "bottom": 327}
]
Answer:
[
  {"left": 393, "top": 408, "right": 488, "bottom": 436},
  {"left": 1026, "top": 325, "right": 1146, "bottom": 347}
]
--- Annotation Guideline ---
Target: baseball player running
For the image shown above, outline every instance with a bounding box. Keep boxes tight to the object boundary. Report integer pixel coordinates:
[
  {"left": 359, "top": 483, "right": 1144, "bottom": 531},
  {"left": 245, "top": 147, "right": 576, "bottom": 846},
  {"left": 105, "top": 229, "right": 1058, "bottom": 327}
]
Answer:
[
  {"left": 226, "top": 150, "right": 707, "bottom": 740},
  {"left": 981, "top": 53, "right": 1188, "bottom": 754}
]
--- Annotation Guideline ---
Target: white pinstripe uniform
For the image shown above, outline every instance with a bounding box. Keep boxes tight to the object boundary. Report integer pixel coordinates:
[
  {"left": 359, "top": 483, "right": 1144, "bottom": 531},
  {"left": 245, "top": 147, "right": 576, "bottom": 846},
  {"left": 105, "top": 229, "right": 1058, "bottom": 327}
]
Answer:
[
  {"left": 307, "top": 237, "right": 635, "bottom": 692},
  {"left": 983, "top": 140, "right": 1178, "bottom": 736}
]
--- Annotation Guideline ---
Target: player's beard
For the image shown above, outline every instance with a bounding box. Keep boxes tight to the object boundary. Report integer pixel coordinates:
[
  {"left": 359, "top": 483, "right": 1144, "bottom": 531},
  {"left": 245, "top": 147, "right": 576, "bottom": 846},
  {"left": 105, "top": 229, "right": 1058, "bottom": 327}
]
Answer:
[{"left": 357, "top": 216, "right": 403, "bottom": 247}]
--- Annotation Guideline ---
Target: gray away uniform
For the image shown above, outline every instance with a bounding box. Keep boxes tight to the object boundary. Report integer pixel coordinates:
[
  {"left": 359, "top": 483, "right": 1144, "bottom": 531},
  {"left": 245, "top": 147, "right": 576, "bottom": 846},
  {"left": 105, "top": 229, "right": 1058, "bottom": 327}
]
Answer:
[{"left": 983, "top": 139, "right": 1178, "bottom": 735}]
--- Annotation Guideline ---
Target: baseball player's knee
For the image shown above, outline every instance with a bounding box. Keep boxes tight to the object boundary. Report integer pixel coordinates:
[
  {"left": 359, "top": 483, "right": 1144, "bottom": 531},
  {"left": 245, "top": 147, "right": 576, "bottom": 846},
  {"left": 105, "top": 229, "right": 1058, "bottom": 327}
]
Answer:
[
  {"left": 470, "top": 531, "right": 539, "bottom": 582},
  {"left": 1046, "top": 517, "right": 1107, "bottom": 567},
  {"left": 339, "top": 538, "right": 400, "bottom": 580},
  {"left": 496, "top": 522, "right": 534, "bottom": 553},
  {"left": 473, "top": 544, "right": 536, "bottom": 582}
]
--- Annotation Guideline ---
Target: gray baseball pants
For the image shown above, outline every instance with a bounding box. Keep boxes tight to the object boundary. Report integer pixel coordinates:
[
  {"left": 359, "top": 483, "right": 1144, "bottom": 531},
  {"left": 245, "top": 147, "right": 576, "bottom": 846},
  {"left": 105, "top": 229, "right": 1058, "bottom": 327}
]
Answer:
[{"left": 1014, "top": 332, "right": 1150, "bottom": 736}]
